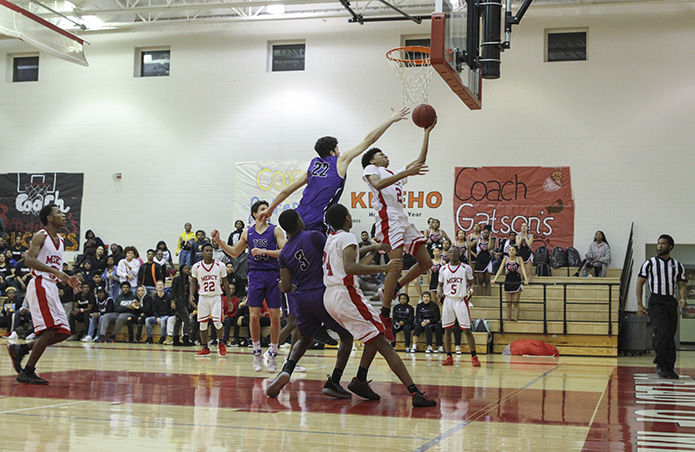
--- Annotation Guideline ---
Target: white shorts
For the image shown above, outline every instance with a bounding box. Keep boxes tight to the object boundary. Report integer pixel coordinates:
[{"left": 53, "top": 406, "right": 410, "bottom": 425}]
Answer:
[
  {"left": 374, "top": 209, "right": 427, "bottom": 255},
  {"left": 197, "top": 294, "right": 222, "bottom": 325},
  {"left": 441, "top": 296, "right": 472, "bottom": 330},
  {"left": 26, "top": 276, "right": 70, "bottom": 336},
  {"left": 323, "top": 285, "right": 385, "bottom": 343}
]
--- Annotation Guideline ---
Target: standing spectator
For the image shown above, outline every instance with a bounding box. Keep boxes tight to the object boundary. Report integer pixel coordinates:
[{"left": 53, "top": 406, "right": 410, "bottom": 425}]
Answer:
[
  {"left": 108, "top": 243, "right": 125, "bottom": 265},
  {"left": 574, "top": 231, "right": 611, "bottom": 277},
  {"left": 453, "top": 230, "right": 469, "bottom": 264},
  {"left": 117, "top": 246, "right": 141, "bottom": 291},
  {"left": 176, "top": 222, "right": 195, "bottom": 268},
  {"left": 429, "top": 248, "right": 444, "bottom": 293},
  {"left": 411, "top": 292, "right": 442, "bottom": 353},
  {"left": 227, "top": 220, "right": 249, "bottom": 280},
  {"left": 516, "top": 222, "right": 534, "bottom": 281},
  {"left": 636, "top": 234, "right": 687, "bottom": 379},
  {"left": 468, "top": 223, "right": 483, "bottom": 267},
  {"left": 170, "top": 265, "right": 194, "bottom": 346},
  {"left": 68, "top": 282, "right": 95, "bottom": 340},
  {"left": 155, "top": 241, "right": 174, "bottom": 277},
  {"left": 145, "top": 280, "right": 172, "bottom": 344},
  {"left": 137, "top": 249, "right": 163, "bottom": 295},
  {"left": 392, "top": 293, "right": 415, "bottom": 351},
  {"left": 103, "top": 256, "right": 120, "bottom": 300},
  {"left": 492, "top": 245, "right": 529, "bottom": 322},
  {"left": 190, "top": 230, "right": 207, "bottom": 265},
  {"left": 440, "top": 239, "right": 452, "bottom": 263},
  {"left": 471, "top": 226, "right": 495, "bottom": 296},
  {"left": 424, "top": 219, "right": 451, "bottom": 257},
  {"left": 212, "top": 240, "right": 229, "bottom": 264}
]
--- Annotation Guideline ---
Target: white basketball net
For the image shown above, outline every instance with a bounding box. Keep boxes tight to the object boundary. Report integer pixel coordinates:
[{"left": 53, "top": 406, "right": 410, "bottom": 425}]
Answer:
[{"left": 386, "top": 46, "right": 434, "bottom": 107}]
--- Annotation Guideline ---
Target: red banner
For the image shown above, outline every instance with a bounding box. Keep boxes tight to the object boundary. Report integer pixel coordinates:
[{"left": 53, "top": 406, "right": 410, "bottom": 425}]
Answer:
[{"left": 454, "top": 167, "right": 574, "bottom": 250}]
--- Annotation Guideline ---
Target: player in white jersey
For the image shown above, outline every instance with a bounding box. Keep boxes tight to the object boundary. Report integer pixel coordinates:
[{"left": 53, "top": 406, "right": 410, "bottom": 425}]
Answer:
[
  {"left": 437, "top": 246, "right": 480, "bottom": 367},
  {"left": 190, "top": 243, "right": 231, "bottom": 358},
  {"left": 360, "top": 119, "right": 436, "bottom": 340},
  {"left": 7, "top": 204, "right": 80, "bottom": 385},
  {"left": 323, "top": 204, "right": 436, "bottom": 407}
]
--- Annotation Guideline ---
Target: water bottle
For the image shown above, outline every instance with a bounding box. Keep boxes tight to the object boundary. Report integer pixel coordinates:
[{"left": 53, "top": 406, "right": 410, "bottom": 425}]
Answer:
[{"left": 582, "top": 268, "right": 587, "bottom": 278}]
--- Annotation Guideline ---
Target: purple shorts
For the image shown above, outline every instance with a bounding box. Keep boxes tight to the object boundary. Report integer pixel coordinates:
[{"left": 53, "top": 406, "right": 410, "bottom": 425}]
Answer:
[
  {"left": 287, "top": 287, "right": 348, "bottom": 338},
  {"left": 295, "top": 206, "right": 327, "bottom": 234},
  {"left": 247, "top": 270, "right": 282, "bottom": 309}
]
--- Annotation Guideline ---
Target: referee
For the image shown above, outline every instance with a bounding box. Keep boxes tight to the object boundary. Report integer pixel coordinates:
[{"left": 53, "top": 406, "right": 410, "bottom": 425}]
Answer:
[{"left": 635, "top": 234, "right": 687, "bottom": 379}]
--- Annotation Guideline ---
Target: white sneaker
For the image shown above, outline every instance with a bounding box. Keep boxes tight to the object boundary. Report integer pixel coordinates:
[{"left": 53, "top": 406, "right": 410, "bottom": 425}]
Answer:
[
  {"left": 266, "top": 352, "right": 278, "bottom": 373},
  {"left": 410, "top": 346, "right": 418, "bottom": 353},
  {"left": 253, "top": 352, "right": 264, "bottom": 372},
  {"left": 294, "top": 364, "right": 307, "bottom": 373},
  {"left": 8, "top": 331, "right": 18, "bottom": 340},
  {"left": 425, "top": 346, "right": 433, "bottom": 353},
  {"left": 26, "top": 333, "right": 35, "bottom": 341},
  {"left": 436, "top": 346, "right": 444, "bottom": 353},
  {"left": 263, "top": 350, "right": 270, "bottom": 368},
  {"left": 81, "top": 335, "right": 93, "bottom": 342},
  {"left": 455, "top": 346, "right": 462, "bottom": 354}
]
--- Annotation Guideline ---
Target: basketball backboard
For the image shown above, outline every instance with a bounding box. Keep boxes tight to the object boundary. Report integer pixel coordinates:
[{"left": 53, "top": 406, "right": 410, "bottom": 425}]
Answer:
[{"left": 431, "top": 0, "right": 482, "bottom": 110}]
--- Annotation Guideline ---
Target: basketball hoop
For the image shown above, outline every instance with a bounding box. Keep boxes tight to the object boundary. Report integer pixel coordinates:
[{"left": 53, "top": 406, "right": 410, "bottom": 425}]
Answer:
[{"left": 386, "top": 46, "right": 434, "bottom": 107}]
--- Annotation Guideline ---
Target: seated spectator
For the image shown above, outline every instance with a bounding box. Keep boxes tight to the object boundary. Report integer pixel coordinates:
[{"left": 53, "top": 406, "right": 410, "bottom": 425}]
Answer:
[
  {"left": 90, "top": 245, "right": 107, "bottom": 273},
  {"left": 229, "top": 296, "right": 266, "bottom": 347},
  {"left": 84, "top": 287, "right": 114, "bottom": 342},
  {"left": 92, "top": 272, "right": 106, "bottom": 294},
  {"left": 133, "top": 285, "right": 151, "bottom": 342},
  {"left": 155, "top": 241, "right": 174, "bottom": 273},
  {"left": 392, "top": 293, "right": 415, "bottom": 350},
  {"left": 222, "top": 288, "right": 241, "bottom": 344},
  {"left": 4, "top": 249, "right": 17, "bottom": 267},
  {"left": 68, "top": 282, "right": 95, "bottom": 340},
  {"left": 104, "top": 256, "right": 120, "bottom": 300},
  {"left": 10, "top": 236, "right": 28, "bottom": 263},
  {"left": 145, "top": 280, "right": 172, "bottom": 344},
  {"left": 97, "top": 281, "right": 138, "bottom": 342},
  {"left": 0, "top": 287, "right": 16, "bottom": 333},
  {"left": 117, "top": 246, "right": 141, "bottom": 291},
  {"left": 0, "top": 253, "right": 15, "bottom": 284},
  {"left": 137, "top": 249, "right": 163, "bottom": 295},
  {"left": 225, "top": 262, "right": 246, "bottom": 297},
  {"left": 212, "top": 240, "right": 229, "bottom": 265},
  {"left": 358, "top": 231, "right": 371, "bottom": 248},
  {"left": 574, "top": 231, "right": 611, "bottom": 277},
  {"left": 10, "top": 255, "right": 32, "bottom": 294},
  {"left": 62, "top": 262, "right": 74, "bottom": 276},
  {"left": 81, "top": 259, "right": 95, "bottom": 287},
  {"left": 5, "top": 287, "right": 32, "bottom": 340},
  {"left": 411, "top": 292, "right": 443, "bottom": 353},
  {"left": 58, "top": 280, "right": 75, "bottom": 317},
  {"left": 0, "top": 236, "right": 7, "bottom": 256},
  {"left": 84, "top": 229, "right": 105, "bottom": 249}
]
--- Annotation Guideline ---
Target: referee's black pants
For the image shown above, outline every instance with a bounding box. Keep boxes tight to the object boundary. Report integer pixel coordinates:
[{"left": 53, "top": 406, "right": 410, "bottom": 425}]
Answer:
[{"left": 648, "top": 294, "right": 678, "bottom": 372}]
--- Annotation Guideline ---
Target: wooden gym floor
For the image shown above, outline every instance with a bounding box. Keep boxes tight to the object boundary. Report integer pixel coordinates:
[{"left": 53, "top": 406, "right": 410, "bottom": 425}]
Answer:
[{"left": 0, "top": 341, "right": 693, "bottom": 451}]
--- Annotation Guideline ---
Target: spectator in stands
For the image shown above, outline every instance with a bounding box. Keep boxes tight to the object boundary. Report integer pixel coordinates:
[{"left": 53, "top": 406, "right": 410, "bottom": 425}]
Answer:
[
  {"left": 155, "top": 241, "right": 174, "bottom": 277},
  {"left": 81, "top": 259, "right": 95, "bottom": 287},
  {"left": 411, "top": 292, "right": 442, "bottom": 353},
  {"left": 4, "top": 249, "right": 16, "bottom": 267},
  {"left": 441, "top": 239, "right": 452, "bottom": 264},
  {"left": 212, "top": 240, "right": 229, "bottom": 264},
  {"left": 225, "top": 262, "right": 246, "bottom": 297},
  {"left": 453, "top": 230, "right": 469, "bottom": 264},
  {"left": 10, "top": 236, "right": 28, "bottom": 262},
  {"left": 222, "top": 288, "right": 241, "bottom": 345},
  {"left": 176, "top": 222, "right": 195, "bottom": 268},
  {"left": 574, "top": 231, "right": 611, "bottom": 277},
  {"left": 227, "top": 220, "right": 248, "bottom": 280},
  {"left": 468, "top": 223, "right": 483, "bottom": 267},
  {"left": 0, "top": 253, "right": 15, "bottom": 285},
  {"left": 98, "top": 281, "right": 138, "bottom": 343},
  {"left": 472, "top": 226, "right": 495, "bottom": 296},
  {"left": 231, "top": 297, "right": 269, "bottom": 347},
  {"left": 84, "top": 229, "right": 105, "bottom": 249},
  {"left": 68, "top": 282, "right": 95, "bottom": 340},
  {"left": 117, "top": 246, "right": 141, "bottom": 291},
  {"left": 516, "top": 222, "right": 534, "bottom": 280},
  {"left": 392, "top": 293, "right": 415, "bottom": 351},
  {"left": 358, "top": 231, "right": 372, "bottom": 248},
  {"left": 104, "top": 256, "right": 120, "bottom": 300},
  {"left": 133, "top": 285, "right": 151, "bottom": 342},
  {"left": 425, "top": 219, "right": 451, "bottom": 257},
  {"left": 92, "top": 272, "right": 106, "bottom": 294},
  {"left": 83, "top": 287, "right": 114, "bottom": 342},
  {"left": 58, "top": 281, "right": 75, "bottom": 318},
  {"left": 491, "top": 231, "right": 517, "bottom": 274},
  {"left": 138, "top": 249, "right": 163, "bottom": 295},
  {"left": 170, "top": 265, "right": 194, "bottom": 346},
  {"left": 10, "top": 254, "right": 31, "bottom": 294},
  {"left": 109, "top": 243, "right": 125, "bottom": 265},
  {"left": 190, "top": 230, "right": 207, "bottom": 265},
  {"left": 0, "top": 229, "right": 5, "bottom": 248},
  {"left": 429, "top": 248, "right": 443, "bottom": 293},
  {"left": 145, "top": 280, "right": 172, "bottom": 344},
  {"left": 90, "top": 245, "right": 107, "bottom": 273},
  {"left": 493, "top": 244, "right": 529, "bottom": 322},
  {"left": 6, "top": 287, "right": 32, "bottom": 340},
  {"left": 0, "top": 287, "right": 15, "bottom": 333}
]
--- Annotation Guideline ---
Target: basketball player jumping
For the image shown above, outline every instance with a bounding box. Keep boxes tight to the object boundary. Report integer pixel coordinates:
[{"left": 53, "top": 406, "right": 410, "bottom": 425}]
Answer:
[
  {"left": 361, "top": 119, "right": 437, "bottom": 333},
  {"left": 7, "top": 204, "right": 81, "bottom": 384},
  {"left": 212, "top": 200, "right": 286, "bottom": 372},
  {"left": 322, "top": 203, "right": 436, "bottom": 407}
]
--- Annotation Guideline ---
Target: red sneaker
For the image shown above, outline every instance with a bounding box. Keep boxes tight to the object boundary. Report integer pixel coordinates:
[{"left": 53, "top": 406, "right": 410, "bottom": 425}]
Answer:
[
  {"left": 379, "top": 314, "right": 395, "bottom": 341},
  {"left": 471, "top": 356, "right": 481, "bottom": 367},
  {"left": 442, "top": 356, "right": 454, "bottom": 366},
  {"left": 195, "top": 347, "right": 211, "bottom": 358},
  {"left": 218, "top": 342, "right": 227, "bottom": 357}
]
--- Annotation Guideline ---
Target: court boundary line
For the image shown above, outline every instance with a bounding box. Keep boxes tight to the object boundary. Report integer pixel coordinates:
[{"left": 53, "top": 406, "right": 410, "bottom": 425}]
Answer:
[
  {"left": 0, "top": 399, "right": 89, "bottom": 414},
  {"left": 412, "top": 363, "right": 565, "bottom": 452}
]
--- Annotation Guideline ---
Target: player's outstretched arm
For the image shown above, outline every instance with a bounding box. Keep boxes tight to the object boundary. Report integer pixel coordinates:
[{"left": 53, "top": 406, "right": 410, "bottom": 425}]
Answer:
[
  {"left": 364, "top": 162, "right": 429, "bottom": 191},
  {"left": 212, "top": 229, "right": 247, "bottom": 258},
  {"left": 337, "top": 107, "right": 410, "bottom": 176},
  {"left": 258, "top": 171, "right": 309, "bottom": 223},
  {"left": 343, "top": 244, "right": 402, "bottom": 275},
  {"left": 412, "top": 117, "right": 437, "bottom": 166}
]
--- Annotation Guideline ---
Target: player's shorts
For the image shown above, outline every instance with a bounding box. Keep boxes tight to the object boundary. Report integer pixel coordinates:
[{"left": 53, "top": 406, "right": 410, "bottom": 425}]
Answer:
[
  {"left": 323, "top": 285, "right": 385, "bottom": 343},
  {"left": 287, "top": 287, "right": 349, "bottom": 338},
  {"left": 197, "top": 294, "right": 222, "bottom": 325},
  {"left": 247, "top": 270, "right": 282, "bottom": 309},
  {"left": 374, "top": 209, "right": 426, "bottom": 255},
  {"left": 295, "top": 206, "right": 327, "bottom": 234},
  {"left": 26, "top": 276, "right": 70, "bottom": 336},
  {"left": 441, "top": 296, "right": 472, "bottom": 330}
]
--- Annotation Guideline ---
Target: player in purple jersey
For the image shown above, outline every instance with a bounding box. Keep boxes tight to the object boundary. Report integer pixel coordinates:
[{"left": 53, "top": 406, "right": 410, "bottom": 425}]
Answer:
[
  {"left": 212, "top": 200, "right": 286, "bottom": 373},
  {"left": 266, "top": 209, "right": 356, "bottom": 399},
  {"left": 258, "top": 107, "right": 410, "bottom": 231}
]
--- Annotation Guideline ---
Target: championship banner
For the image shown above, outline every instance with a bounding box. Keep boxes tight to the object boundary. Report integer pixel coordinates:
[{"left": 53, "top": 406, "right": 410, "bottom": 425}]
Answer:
[
  {"left": 454, "top": 167, "right": 574, "bottom": 249},
  {"left": 0, "top": 172, "right": 84, "bottom": 251},
  {"left": 233, "top": 162, "right": 309, "bottom": 225}
]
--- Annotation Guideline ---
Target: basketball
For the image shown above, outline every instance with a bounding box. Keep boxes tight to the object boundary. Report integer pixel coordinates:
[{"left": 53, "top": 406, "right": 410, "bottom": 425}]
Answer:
[{"left": 412, "top": 104, "right": 437, "bottom": 128}]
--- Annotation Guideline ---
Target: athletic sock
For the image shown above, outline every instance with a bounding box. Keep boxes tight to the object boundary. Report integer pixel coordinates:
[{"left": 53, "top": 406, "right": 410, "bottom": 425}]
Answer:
[
  {"left": 24, "top": 365, "right": 35, "bottom": 373},
  {"left": 471, "top": 350, "right": 477, "bottom": 357},
  {"left": 407, "top": 384, "right": 419, "bottom": 394},
  {"left": 395, "top": 282, "right": 403, "bottom": 293},
  {"left": 331, "top": 368, "right": 344, "bottom": 383},
  {"left": 447, "top": 352, "right": 453, "bottom": 357},
  {"left": 269, "top": 343, "right": 278, "bottom": 355},
  {"left": 252, "top": 341, "right": 261, "bottom": 353},
  {"left": 282, "top": 359, "right": 296, "bottom": 375},
  {"left": 356, "top": 366, "right": 368, "bottom": 383}
]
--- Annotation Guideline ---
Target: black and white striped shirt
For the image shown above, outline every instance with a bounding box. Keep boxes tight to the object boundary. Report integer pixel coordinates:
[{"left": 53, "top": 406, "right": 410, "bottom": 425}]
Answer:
[{"left": 638, "top": 256, "right": 687, "bottom": 297}]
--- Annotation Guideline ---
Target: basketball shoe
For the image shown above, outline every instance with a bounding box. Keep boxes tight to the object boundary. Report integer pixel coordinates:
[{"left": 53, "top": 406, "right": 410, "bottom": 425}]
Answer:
[
  {"left": 16, "top": 368, "right": 48, "bottom": 385},
  {"left": 266, "top": 371, "right": 290, "bottom": 398},
  {"left": 471, "top": 356, "right": 481, "bottom": 367},
  {"left": 322, "top": 376, "right": 352, "bottom": 399},
  {"left": 441, "top": 356, "right": 454, "bottom": 366},
  {"left": 218, "top": 341, "right": 227, "bottom": 357},
  {"left": 347, "top": 377, "right": 381, "bottom": 400},
  {"left": 411, "top": 391, "right": 437, "bottom": 407},
  {"left": 195, "top": 347, "right": 211, "bottom": 358},
  {"left": 253, "top": 351, "right": 264, "bottom": 372}
]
